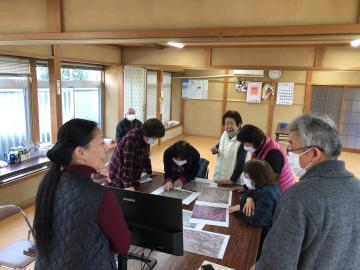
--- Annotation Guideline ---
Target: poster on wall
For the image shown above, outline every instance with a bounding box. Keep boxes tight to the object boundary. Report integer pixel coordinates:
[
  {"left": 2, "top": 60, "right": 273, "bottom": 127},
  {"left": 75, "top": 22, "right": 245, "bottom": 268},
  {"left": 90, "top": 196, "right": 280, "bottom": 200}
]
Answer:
[
  {"left": 276, "top": 82, "right": 294, "bottom": 105},
  {"left": 182, "top": 79, "right": 208, "bottom": 99},
  {"left": 246, "top": 82, "right": 262, "bottom": 103}
]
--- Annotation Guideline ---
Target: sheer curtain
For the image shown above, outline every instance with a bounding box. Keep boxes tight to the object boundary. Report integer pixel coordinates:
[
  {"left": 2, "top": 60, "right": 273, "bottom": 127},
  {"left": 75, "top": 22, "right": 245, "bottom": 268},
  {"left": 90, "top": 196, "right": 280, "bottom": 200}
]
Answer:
[
  {"left": 161, "top": 72, "right": 172, "bottom": 123},
  {"left": 146, "top": 71, "right": 157, "bottom": 120},
  {"left": 124, "top": 67, "right": 146, "bottom": 122},
  {"left": 0, "top": 77, "right": 31, "bottom": 155}
]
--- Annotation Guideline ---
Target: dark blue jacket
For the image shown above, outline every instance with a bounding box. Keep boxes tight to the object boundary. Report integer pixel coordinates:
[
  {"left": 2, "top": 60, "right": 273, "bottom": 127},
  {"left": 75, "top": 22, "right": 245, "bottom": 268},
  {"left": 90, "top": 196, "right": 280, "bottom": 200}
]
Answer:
[
  {"left": 115, "top": 118, "right": 142, "bottom": 143},
  {"left": 239, "top": 184, "right": 281, "bottom": 236}
]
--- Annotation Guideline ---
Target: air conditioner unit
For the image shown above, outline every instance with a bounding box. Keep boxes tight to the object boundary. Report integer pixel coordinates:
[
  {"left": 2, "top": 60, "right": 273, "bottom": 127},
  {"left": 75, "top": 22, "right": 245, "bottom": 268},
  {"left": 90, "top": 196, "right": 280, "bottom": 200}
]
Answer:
[{"left": 233, "top": 70, "right": 264, "bottom": 77}]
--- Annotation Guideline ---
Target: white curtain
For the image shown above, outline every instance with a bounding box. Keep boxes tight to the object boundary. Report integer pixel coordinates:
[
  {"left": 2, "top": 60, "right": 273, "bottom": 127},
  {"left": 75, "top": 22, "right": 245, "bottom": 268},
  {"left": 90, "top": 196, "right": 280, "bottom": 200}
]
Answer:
[
  {"left": 161, "top": 72, "right": 172, "bottom": 123},
  {"left": 146, "top": 71, "right": 157, "bottom": 120},
  {"left": 124, "top": 67, "right": 146, "bottom": 122},
  {"left": 0, "top": 77, "right": 31, "bottom": 154}
]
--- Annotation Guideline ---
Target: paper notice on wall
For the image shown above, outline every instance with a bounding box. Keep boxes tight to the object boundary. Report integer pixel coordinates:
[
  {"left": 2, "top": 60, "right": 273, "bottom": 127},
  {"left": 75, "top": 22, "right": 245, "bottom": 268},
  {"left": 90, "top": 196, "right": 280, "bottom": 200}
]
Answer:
[
  {"left": 246, "top": 82, "right": 262, "bottom": 103},
  {"left": 276, "top": 82, "right": 294, "bottom": 105},
  {"left": 182, "top": 79, "right": 208, "bottom": 99}
]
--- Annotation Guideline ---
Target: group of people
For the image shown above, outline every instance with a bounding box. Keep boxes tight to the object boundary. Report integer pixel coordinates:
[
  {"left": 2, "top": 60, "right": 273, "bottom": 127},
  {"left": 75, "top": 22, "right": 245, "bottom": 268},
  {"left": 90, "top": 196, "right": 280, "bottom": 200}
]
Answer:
[{"left": 32, "top": 106, "right": 360, "bottom": 270}]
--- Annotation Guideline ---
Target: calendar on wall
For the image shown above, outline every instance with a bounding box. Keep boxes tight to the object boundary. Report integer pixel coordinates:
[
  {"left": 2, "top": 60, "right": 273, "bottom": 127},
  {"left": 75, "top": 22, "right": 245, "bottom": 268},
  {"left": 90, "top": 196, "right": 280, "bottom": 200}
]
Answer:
[
  {"left": 276, "top": 82, "right": 294, "bottom": 105},
  {"left": 182, "top": 79, "right": 208, "bottom": 99}
]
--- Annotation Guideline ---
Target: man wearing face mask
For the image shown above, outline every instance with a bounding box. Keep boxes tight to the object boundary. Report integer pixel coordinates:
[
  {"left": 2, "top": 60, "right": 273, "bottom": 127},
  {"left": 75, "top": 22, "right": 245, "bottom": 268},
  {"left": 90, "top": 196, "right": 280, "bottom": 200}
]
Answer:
[
  {"left": 252, "top": 113, "right": 360, "bottom": 270},
  {"left": 115, "top": 107, "right": 142, "bottom": 143},
  {"left": 237, "top": 124, "right": 296, "bottom": 192},
  {"left": 109, "top": 118, "right": 165, "bottom": 190},
  {"left": 163, "top": 140, "right": 200, "bottom": 190}
]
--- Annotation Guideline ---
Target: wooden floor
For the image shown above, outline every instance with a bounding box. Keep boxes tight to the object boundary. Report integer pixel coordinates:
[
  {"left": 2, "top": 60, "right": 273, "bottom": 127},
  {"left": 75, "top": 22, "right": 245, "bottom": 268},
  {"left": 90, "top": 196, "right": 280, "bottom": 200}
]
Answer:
[{"left": 1, "top": 134, "right": 359, "bottom": 270}]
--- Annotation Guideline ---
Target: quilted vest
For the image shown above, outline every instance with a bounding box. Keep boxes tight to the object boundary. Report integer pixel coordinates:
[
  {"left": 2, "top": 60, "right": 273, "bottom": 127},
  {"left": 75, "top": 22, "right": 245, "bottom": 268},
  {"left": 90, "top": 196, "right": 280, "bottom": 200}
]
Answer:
[
  {"left": 252, "top": 137, "right": 296, "bottom": 192},
  {"left": 35, "top": 172, "right": 116, "bottom": 270}
]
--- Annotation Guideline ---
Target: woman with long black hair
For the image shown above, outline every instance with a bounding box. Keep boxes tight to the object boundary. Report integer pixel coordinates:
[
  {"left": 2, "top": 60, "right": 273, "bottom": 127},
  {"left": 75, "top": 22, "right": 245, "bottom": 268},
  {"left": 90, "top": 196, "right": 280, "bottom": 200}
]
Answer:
[{"left": 34, "top": 118, "right": 131, "bottom": 270}]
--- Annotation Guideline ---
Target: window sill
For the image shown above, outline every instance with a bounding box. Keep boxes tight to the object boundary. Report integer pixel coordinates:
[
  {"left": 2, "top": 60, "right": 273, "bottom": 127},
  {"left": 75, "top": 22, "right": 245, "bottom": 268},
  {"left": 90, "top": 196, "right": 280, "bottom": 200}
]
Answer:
[
  {"left": 0, "top": 156, "right": 50, "bottom": 187},
  {"left": 164, "top": 123, "right": 182, "bottom": 131}
]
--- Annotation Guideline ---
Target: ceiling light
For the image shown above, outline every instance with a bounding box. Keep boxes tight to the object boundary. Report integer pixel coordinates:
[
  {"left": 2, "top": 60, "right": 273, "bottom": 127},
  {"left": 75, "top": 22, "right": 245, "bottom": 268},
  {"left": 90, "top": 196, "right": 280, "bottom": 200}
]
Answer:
[
  {"left": 167, "top": 41, "right": 185, "bottom": 48},
  {"left": 351, "top": 39, "right": 360, "bottom": 47}
]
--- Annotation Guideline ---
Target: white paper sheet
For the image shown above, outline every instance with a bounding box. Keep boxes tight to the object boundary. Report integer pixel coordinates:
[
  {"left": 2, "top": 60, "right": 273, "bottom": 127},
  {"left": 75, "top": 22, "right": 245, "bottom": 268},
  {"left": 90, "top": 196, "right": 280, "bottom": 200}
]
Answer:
[
  {"left": 183, "top": 210, "right": 205, "bottom": 230},
  {"left": 190, "top": 203, "right": 229, "bottom": 227},
  {"left": 151, "top": 186, "right": 200, "bottom": 205},
  {"left": 183, "top": 227, "right": 230, "bottom": 259},
  {"left": 196, "top": 187, "right": 232, "bottom": 208},
  {"left": 198, "top": 261, "right": 235, "bottom": 270}
]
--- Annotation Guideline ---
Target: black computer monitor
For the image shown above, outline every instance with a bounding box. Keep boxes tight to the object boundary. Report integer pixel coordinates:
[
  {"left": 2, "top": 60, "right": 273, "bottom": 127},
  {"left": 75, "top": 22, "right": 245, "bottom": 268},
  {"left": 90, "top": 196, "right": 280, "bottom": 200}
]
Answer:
[{"left": 109, "top": 187, "right": 184, "bottom": 256}]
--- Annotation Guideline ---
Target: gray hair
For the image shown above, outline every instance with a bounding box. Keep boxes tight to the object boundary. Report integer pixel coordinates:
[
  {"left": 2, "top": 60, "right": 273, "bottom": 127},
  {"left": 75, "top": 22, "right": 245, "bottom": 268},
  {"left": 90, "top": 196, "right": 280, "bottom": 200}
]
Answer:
[{"left": 288, "top": 113, "right": 342, "bottom": 159}]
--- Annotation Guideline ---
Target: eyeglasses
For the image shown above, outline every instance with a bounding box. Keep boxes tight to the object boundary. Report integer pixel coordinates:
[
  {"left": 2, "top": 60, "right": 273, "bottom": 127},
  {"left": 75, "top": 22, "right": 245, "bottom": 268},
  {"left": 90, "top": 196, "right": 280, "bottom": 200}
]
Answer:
[{"left": 286, "top": 145, "right": 324, "bottom": 155}]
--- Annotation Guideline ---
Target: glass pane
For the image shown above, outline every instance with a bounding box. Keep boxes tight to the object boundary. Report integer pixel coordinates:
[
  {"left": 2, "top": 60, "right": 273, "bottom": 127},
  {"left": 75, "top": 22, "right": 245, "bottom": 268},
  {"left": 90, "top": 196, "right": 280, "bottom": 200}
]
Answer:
[
  {"left": 37, "top": 66, "right": 51, "bottom": 143},
  {"left": 61, "top": 68, "right": 102, "bottom": 126},
  {"left": 0, "top": 76, "right": 31, "bottom": 155}
]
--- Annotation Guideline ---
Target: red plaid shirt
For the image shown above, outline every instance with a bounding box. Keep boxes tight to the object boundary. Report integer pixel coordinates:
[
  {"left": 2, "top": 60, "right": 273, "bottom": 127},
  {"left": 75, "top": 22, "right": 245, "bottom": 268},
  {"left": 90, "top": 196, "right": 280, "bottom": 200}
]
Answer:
[{"left": 109, "top": 128, "right": 152, "bottom": 188}]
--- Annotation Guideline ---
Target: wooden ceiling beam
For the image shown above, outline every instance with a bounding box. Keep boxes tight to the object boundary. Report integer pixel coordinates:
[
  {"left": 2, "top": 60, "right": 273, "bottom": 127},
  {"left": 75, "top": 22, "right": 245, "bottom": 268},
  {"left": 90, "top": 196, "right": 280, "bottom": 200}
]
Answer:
[{"left": 2, "top": 23, "right": 360, "bottom": 42}]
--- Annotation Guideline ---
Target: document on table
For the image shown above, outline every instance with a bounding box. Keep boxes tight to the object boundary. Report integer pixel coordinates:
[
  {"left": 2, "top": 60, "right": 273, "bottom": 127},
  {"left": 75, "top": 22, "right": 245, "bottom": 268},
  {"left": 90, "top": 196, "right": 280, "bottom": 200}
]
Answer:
[
  {"left": 198, "top": 261, "right": 235, "bottom": 270},
  {"left": 184, "top": 227, "right": 230, "bottom": 259},
  {"left": 151, "top": 186, "right": 200, "bottom": 205},
  {"left": 183, "top": 210, "right": 205, "bottom": 230},
  {"left": 190, "top": 203, "right": 229, "bottom": 227},
  {"left": 196, "top": 186, "right": 232, "bottom": 207}
]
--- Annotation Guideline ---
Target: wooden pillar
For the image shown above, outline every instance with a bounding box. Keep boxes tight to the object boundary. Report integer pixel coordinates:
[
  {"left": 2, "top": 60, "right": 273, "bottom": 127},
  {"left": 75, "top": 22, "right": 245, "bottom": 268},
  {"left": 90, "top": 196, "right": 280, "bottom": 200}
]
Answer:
[
  {"left": 48, "top": 45, "right": 62, "bottom": 143},
  {"left": 29, "top": 59, "right": 40, "bottom": 144},
  {"left": 221, "top": 70, "right": 230, "bottom": 133},
  {"left": 266, "top": 80, "right": 277, "bottom": 137}
]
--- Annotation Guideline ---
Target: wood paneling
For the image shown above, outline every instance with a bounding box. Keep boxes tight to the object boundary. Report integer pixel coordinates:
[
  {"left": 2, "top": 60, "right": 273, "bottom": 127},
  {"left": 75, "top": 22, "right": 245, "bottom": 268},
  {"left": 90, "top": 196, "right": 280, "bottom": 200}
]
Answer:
[
  {"left": 29, "top": 59, "right": 40, "bottom": 144},
  {"left": 47, "top": 0, "right": 63, "bottom": 32}
]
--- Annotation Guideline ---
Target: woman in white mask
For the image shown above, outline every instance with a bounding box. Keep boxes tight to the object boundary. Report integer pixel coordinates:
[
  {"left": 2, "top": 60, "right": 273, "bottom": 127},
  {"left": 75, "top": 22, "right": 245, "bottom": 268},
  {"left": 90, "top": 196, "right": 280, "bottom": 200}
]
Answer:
[
  {"left": 212, "top": 111, "right": 247, "bottom": 185},
  {"left": 163, "top": 140, "right": 200, "bottom": 190},
  {"left": 237, "top": 125, "right": 296, "bottom": 192},
  {"left": 228, "top": 159, "right": 281, "bottom": 258}
]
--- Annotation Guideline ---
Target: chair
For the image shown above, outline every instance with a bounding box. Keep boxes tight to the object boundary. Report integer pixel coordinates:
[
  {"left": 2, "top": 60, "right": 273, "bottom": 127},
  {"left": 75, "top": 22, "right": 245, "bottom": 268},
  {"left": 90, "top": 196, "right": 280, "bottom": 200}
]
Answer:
[
  {"left": 196, "top": 158, "right": 209, "bottom": 179},
  {"left": 0, "top": 205, "right": 35, "bottom": 269}
]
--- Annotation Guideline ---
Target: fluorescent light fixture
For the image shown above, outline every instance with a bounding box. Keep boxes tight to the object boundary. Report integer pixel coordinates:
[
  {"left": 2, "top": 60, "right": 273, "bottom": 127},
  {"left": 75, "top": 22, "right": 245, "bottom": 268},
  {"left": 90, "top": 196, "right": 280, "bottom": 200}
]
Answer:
[
  {"left": 167, "top": 41, "right": 185, "bottom": 48},
  {"left": 351, "top": 39, "right": 360, "bottom": 47}
]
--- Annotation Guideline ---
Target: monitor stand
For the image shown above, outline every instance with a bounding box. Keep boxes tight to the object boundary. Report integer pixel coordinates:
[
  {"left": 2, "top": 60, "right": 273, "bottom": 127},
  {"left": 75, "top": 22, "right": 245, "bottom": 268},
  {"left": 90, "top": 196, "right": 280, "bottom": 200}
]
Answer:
[{"left": 118, "top": 252, "right": 157, "bottom": 270}]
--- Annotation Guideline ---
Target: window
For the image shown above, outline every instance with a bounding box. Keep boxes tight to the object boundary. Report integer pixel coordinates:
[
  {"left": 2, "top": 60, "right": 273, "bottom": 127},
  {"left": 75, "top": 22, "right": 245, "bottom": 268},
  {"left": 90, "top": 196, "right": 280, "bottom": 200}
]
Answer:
[
  {"left": 0, "top": 57, "right": 31, "bottom": 155},
  {"left": 146, "top": 71, "right": 157, "bottom": 120},
  {"left": 311, "top": 86, "right": 360, "bottom": 150},
  {"left": 36, "top": 63, "right": 51, "bottom": 143},
  {"left": 161, "top": 72, "right": 172, "bottom": 123},
  {"left": 124, "top": 67, "right": 146, "bottom": 122},
  {"left": 61, "top": 64, "right": 103, "bottom": 127}
]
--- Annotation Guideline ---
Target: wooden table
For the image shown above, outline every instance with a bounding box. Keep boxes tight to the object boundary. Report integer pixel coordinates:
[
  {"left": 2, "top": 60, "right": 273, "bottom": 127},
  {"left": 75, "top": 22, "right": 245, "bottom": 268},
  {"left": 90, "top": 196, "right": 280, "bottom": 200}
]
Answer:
[{"left": 130, "top": 174, "right": 261, "bottom": 270}]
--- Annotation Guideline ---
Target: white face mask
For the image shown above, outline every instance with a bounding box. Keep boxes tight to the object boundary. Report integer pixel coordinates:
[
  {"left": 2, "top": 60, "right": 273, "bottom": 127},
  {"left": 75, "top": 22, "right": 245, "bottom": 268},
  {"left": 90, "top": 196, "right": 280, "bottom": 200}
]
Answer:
[
  {"left": 243, "top": 176, "right": 255, "bottom": 190},
  {"left": 126, "top": 114, "right": 136, "bottom": 121},
  {"left": 173, "top": 158, "right": 187, "bottom": 166},
  {"left": 145, "top": 138, "right": 157, "bottom": 145},
  {"left": 288, "top": 148, "right": 312, "bottom": 177},
  {"left": 226, "top": 130, "right": 237, "bottom": 138},
  {"left": 244, "top": 146, "right": 256, "bottom": 153}
]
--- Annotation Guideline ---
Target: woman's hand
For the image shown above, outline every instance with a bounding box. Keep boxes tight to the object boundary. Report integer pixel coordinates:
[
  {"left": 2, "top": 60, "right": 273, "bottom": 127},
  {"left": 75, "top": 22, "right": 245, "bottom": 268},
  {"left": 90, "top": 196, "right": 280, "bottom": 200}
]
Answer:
[
  {"left": 218, "top": 179, "right": 233, "bottom": 186},
  {"left": 164, "top": 181, "right": 173, "bottom": 191},
  {"left": 91, "top": 172, "right": 111, "bottom": 185},
  {"left": 228, "top": 204, "right": 240, "bottom": 214},
  {"left": 232, "top": 185, "right": 246, "bottom": 193},
  {"left": 125, "top": 186, "right": 135, "bottom": 191},
  {"left": 173, "top": 179, "right": 183, "bottom": 189},
  {"left": 243, "top": 197, "right": 255, "bottom": 217}
]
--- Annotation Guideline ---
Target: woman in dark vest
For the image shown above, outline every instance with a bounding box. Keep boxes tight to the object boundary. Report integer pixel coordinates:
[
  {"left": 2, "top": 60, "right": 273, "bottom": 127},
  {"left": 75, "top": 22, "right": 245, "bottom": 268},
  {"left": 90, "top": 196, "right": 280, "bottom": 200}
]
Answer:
[
  {"left": 237, "top": 124, "right": 296, "bottom": 192},
  {"left": 34, "top": 119, "right": 131, "bottom": 270}
]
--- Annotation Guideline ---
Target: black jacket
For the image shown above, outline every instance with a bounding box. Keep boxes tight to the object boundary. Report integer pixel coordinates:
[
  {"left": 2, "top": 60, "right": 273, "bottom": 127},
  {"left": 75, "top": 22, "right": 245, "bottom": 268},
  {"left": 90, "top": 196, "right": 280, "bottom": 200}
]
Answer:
[
  {"left": 115, "top": 118, "right": 142, "bottom": 143},
  {"left": 163, "top": 144, "right": 200, "bottom": 182}
]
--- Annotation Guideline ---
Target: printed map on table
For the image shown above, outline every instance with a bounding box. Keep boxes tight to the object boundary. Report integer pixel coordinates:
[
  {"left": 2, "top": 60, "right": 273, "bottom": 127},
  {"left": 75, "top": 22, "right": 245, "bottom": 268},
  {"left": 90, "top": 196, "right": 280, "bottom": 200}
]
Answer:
[
  {"left": 196, "top": 187, "right": 232, "bottom": 207},
  {"left": 184, "top": 227, "right": 230, "bottom": 259},
  {"left": 151, "top": 186, "right": 200, "bottom": 205},
  {"left": 190, "top": 203, "right": 229, "bottom": 227}
]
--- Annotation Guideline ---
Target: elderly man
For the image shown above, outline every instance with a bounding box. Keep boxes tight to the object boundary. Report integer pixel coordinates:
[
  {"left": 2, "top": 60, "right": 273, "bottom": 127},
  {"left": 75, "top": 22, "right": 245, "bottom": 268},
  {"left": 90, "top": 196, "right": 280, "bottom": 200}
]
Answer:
[
  {"left": 252, "top": 113, "right": 360, "bottom": 270},
  {"left": 115, "top": 107, "right": 142, "bottom": 143}
]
